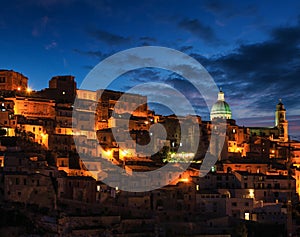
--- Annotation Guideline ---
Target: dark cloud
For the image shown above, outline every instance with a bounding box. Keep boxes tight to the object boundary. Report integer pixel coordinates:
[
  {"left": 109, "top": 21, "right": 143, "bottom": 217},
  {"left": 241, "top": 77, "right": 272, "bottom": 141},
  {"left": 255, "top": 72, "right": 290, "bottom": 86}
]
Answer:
[
  {"left": 82, "top": 65, "right": 94, "bottom": 70},
  {"left": 172, "top": 19, "right": 300, "bottom": 136},
  {"left": 203, "top": 0, "right": 257, "bottom": 19},
  {"left": 73, "top": 48, "right": 103, "bottom": 58},
  {"left": 178, "top": 18, "right": 220, "bottom": 43},
  {"left": 203, "top": 0, "right": 225, "bottom": 14},
  {"left": 139, "top": 36, "right": 157, "bottom": 42},
  {"left": 213, "top": 22, "right": 300, "bottom": 94},
  {"left": 195, "top": 20, "right": 300, "bottom": 133},
  {"left": 180, "top": 45, "right": 194, "bottom": 52},
  {"left": 73, "top": 48, "right": 115, "bottom": 61},
  {"left": 88, "top": 29, "right": 131, "bottom": 45}
]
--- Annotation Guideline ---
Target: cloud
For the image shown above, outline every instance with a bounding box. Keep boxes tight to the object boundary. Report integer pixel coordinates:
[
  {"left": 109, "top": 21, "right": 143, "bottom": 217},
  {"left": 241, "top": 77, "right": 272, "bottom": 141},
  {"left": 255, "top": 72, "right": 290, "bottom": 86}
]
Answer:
[
  {"left": 73, "top": 49, "right": 103, "bottom": 58},
  {"left": 213, "top": 22, "right": 300, "bottom": 95},
  {"left": 45, "top": 41, "right": 57, "bottom": 50},
  {"left": 88, "top": 29, "right": 131, "bottom": 45},
  {"left": 32, "top": 16, "right": 49, "bottom": 37},
  {"left": 203, "top": 0, "right": 257, "bottom": 19},
  {"left": 172, "top": 19, "right": 300, "bottom": 136},
  {"left": 178, "top": 18, "right": 220, "bottom": 43},
  {"left": 139, "top": 36, "right": 157, "bottom": 43},
  {"left": 191, "top": 20, "right": 300, "bottom": 135}
]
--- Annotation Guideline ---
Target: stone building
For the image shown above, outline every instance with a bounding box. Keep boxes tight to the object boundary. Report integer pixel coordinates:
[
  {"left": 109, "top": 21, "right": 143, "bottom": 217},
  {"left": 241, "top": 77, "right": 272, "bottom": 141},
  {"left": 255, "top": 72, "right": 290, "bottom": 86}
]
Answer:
[{"left": 0, "top": 70, "right": 28, "bottom": 91}]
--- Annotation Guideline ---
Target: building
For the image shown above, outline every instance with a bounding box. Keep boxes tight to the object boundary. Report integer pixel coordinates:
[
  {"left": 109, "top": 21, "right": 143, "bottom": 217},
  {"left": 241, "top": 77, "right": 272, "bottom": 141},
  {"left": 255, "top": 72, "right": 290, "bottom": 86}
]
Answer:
[
  {"left": 9, "top": 96, "right": 55, "bottom": 119},
  {"left": 210, "top": 89, "right": 232, "bottom": 120},
  {"left": 38, "top": 75, "right": 77, "bottom": 104},
  {"left": 57, "top": 174, "right": 96, "bottom": 203},
  {"left": 0, "top": 70, "right": 28, "bottom": 91},
  {"left": 275, "top": 99, "right": 289, "bottom": 142}
]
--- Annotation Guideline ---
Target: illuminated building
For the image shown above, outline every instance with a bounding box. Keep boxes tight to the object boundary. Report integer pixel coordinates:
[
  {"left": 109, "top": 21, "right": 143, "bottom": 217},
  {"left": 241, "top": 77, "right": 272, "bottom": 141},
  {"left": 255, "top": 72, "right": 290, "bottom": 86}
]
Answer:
[
  {"left": 18, "top": 123, "right": 48, "bottom": 148},
  {"left": 0, "top": 98, "right": 16, "bottom": 136},
  {"left": 0, "top": 70, "right": 28, "bottom": 91},
  {"left": 210, "top": 89, "right": 232, "bottom": 120},
  {"left": 96, "top": 89, "right": 148, "bottom": 130},
  {"left": 9, "top": 96, "right": 55, "bottom": 119},
  {"left": 275, "top": 99, "right": 289, "bottom": 142}
]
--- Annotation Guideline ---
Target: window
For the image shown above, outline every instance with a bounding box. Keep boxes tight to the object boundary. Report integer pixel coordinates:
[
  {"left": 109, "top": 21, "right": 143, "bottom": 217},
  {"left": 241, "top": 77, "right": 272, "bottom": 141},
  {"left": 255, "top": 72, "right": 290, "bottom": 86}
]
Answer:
[
  {"left": 245, "top": 212, "right": 250, "bottom": 220},
  {"left": 232, "top": 202, "right": 237, "bottom": 207},
  {"left": 0, "top": 77, "right": 6, "bottom": 83}
]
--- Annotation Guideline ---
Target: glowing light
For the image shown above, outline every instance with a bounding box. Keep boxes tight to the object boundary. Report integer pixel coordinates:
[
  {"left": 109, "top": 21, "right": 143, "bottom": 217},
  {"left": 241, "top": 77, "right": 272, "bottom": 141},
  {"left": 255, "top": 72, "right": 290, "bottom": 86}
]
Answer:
[
  {"left": 179, "top": 178, "right": 190, "bottom": 183},
  {"left": 249, "top": 189, "right": 255, "bottom": 199},
  {"left": 103, "top": 149, "right": 112, "bottom": 157},
  {"left": 120, "top": 149, "right": 129, "bottom": 156},
  {"left": 245, "top": 212, "right": 250, "bottom": 220},
  {"left": 17, "top": 87, "right": 21, "bottom": 91},
  {"left": 26, "top": 87, "right": 32, "bottom": 93}
]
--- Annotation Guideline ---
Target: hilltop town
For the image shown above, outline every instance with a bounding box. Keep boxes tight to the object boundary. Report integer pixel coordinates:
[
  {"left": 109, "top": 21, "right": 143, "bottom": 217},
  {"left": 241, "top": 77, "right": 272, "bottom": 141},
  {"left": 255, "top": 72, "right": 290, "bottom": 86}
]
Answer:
[{"left": 0, "top": 69, "right": 300, "bottom": 236}]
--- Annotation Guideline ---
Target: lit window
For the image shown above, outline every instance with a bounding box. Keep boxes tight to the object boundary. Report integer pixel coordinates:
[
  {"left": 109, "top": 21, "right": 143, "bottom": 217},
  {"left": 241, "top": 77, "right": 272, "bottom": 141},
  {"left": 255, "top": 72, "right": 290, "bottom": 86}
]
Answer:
[{"left": 245, "top": 212, "right": 250, "bottom": 220}]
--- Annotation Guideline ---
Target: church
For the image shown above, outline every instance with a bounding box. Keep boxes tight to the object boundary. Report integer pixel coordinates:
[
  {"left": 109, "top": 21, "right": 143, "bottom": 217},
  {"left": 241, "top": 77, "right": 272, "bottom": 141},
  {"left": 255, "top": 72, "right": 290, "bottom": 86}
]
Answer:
[{"left": 209, "top": 89, "right": 289, "bottom": 160}]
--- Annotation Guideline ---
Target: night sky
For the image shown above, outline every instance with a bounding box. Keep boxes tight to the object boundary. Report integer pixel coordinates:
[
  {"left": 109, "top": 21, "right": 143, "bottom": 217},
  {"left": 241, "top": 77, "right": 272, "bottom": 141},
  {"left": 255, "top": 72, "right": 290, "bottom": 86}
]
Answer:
[{"left": 1, "top": 0, "right": 300, "bottom": 138}]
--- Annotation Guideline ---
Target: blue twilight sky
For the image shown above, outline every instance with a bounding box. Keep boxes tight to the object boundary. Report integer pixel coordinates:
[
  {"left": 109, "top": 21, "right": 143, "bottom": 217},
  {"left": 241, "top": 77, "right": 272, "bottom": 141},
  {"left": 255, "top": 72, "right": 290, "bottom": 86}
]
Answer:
[{"left": 1, "top": 0, "right": 300, "bottom": 138}]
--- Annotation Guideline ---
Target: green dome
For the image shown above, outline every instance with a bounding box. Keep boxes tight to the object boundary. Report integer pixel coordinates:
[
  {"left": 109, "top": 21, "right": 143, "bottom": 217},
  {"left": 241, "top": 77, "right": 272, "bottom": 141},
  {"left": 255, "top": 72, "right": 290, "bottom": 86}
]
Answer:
[{"left": 210, "top": 90, "right": 232, "bottom": 120}]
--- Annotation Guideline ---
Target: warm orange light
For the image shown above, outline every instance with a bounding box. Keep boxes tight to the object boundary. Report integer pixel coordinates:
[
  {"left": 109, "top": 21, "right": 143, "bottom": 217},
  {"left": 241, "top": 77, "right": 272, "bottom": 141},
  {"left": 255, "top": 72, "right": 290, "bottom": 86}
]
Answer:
[
  {"left": 103, "top": 149, "right": 112, "bottom": 157},
  {"left": 26, "top": 87, "right": 32, "bottom": 93},
  {"left": 179, "top": 178, "right": 190, "bottom": 183},
  {"left": 17, "top": 87, "right": 21, "bottom": 91}
]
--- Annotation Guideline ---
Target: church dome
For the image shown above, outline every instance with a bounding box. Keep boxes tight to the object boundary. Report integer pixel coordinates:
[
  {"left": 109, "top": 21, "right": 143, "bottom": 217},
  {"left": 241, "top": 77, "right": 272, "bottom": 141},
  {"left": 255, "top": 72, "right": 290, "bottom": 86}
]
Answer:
[{"left": 210, "top": 90, "right": 232, "bottom": 120}]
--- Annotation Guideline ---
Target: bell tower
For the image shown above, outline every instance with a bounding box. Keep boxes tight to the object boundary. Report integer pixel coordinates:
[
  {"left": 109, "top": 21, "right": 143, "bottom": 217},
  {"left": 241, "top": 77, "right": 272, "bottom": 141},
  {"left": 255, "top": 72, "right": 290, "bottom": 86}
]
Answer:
[{"left": 275, "top": 99, "right": 288, "bottom": 142}]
